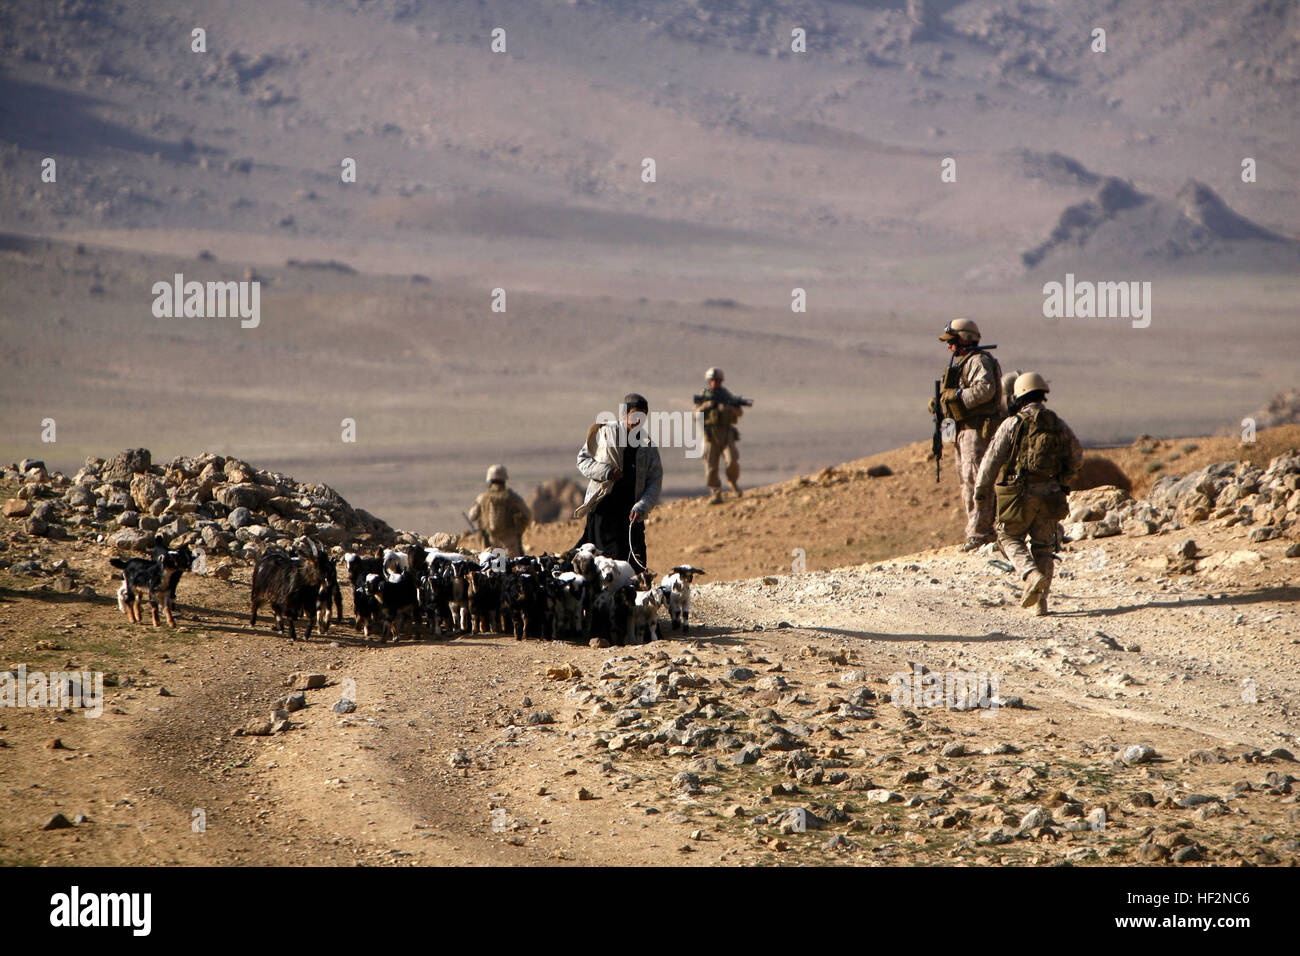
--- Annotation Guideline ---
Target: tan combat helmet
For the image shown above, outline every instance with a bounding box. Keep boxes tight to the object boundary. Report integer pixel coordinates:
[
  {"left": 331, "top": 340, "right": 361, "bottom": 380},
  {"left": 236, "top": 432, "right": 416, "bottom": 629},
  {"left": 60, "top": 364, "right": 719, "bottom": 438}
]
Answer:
[
  {"left": 1012, "top": 371, "right": 1050, "bottom": 400},
  {"left": 939, "top": 317, "right": 981, "bottom": 344},
  {"left": 486, "top": 464, "right": 508, "bottom": 484},
  {"left": 705, "top": 367, "right": 724, "bottom": 383}
]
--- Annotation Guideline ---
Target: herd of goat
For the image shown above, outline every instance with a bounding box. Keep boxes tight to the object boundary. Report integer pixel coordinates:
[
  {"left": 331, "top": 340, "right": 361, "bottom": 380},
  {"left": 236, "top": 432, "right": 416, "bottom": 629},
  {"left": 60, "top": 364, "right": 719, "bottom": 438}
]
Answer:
[
  {"left": 256, "top": 540, "right": 706, "bottom": 645},
  {"left": 110, "top": 535, "right": 706, "bottom": 646}
]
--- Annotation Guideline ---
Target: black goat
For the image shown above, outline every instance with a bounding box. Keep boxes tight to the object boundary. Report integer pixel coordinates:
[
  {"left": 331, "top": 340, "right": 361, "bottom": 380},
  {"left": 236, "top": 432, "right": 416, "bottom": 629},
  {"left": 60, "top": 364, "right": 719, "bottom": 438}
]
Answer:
[
  {"left": 251, "top": 548, "right": 321, "bottom": 642},
  {"left": 111, "top": 541, "right": 194, "bottom": 627}
]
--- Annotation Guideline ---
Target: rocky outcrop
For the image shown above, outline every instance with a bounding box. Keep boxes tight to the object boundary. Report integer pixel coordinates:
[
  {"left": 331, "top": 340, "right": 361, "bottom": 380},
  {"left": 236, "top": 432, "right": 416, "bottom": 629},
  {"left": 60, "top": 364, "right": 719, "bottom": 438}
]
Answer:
[
  {"left": 1064, "top": 452, "right": 1300, "bottom": 545},
  {"left": 528, "top": 477, "right": 586, "bottom": 524},
  {"left": 0, "top": 448, "right": 413, "bottom": 560}
]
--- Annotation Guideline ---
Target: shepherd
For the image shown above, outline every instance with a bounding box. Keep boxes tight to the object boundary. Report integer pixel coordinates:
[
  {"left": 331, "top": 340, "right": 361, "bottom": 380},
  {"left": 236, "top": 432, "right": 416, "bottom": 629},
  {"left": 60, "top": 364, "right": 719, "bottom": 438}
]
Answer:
[{"left": 573, "top": 392, "right": 663, "bottom": 570}]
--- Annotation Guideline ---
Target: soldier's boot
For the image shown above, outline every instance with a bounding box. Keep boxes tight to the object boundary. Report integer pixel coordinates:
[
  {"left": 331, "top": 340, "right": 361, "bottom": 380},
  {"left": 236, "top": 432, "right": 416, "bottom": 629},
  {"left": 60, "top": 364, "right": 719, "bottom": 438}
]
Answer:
[
  {"left": 1020, "top": 570, "right": 1048, "bottom": 608},
  {"left": 1031, "top": 594, "right": 1049, "bottom": 616},
  {"left": 960, "top": 535, "right": 994, "bottom": 553},
  {"left": 729, "top": 480, "right": 742, "bottom": 497},
  {"left": 707, "top": 488, "right": 724, "bottom": 504}
]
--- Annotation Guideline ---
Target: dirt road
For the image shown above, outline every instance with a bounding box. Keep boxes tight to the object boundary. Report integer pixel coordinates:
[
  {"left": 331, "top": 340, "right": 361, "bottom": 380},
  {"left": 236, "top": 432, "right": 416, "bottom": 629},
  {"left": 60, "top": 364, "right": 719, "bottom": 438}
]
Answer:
[{"left": 3, "top": 514, "right": 1296, "bottom": 867}]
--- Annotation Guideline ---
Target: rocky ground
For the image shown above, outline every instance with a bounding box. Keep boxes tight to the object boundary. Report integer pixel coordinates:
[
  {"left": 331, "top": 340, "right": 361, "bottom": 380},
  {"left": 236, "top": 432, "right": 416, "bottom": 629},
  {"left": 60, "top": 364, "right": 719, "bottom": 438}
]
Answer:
[{"left": 2, "top": 436, "right": 1297, "bottom": 867}]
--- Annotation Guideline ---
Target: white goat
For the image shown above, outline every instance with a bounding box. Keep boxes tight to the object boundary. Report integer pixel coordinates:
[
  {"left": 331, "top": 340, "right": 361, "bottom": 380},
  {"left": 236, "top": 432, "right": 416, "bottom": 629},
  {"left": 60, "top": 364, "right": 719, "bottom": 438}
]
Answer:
[
  {"left": 594, "top": 555, "right": 637, "bottom": 591},
  {"left": 659, "top": 565, "right": 705, "bottom": 634},
  {"left": 632, "top": 587, "right": 664, "bottom": 644}
]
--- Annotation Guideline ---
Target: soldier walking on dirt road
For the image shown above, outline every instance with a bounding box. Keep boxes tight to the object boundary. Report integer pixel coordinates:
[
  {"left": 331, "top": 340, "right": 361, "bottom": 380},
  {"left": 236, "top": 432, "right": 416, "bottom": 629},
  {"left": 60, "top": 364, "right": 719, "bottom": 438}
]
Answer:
[{"left": 976, "top": 372, "right": 1082, "bottom": 616}]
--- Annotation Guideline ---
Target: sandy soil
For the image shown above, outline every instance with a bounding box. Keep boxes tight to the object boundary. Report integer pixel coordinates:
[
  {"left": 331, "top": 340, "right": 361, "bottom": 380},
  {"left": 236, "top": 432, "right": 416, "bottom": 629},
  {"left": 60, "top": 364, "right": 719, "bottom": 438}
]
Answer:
[{"left": 3, "top": 437, "right": 1296, "bottom": 867}]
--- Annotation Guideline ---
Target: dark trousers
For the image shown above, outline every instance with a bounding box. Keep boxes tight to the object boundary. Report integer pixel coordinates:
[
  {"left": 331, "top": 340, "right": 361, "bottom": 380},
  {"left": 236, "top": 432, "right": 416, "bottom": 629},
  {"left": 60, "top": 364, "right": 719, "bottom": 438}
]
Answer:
[{"left": 577, "top": 512, "right": 647, "bottom": 568}]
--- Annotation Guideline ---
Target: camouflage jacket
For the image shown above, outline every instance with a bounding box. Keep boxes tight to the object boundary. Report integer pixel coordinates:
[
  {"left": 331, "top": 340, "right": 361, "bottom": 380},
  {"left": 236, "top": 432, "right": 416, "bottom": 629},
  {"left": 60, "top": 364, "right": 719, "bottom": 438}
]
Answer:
[
  {"left": 695, "top": 385, "right": 743, "bottom": 433},
  {"left": 949, "top": 349, "right": 1002, "bottom": 421},
  {"left": 469, "top": 486, "right": 531, "bottom": 538}
]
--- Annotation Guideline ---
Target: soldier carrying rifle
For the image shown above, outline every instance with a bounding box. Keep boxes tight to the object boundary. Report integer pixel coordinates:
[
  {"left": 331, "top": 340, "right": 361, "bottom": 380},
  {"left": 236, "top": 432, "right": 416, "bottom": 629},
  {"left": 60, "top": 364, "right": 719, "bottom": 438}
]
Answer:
[
  {"left": 928, "top": 319, "right": 1004, "bottom": 551},
  {"left": 694, "top": 367, "right": 753, "bottom": 504}
]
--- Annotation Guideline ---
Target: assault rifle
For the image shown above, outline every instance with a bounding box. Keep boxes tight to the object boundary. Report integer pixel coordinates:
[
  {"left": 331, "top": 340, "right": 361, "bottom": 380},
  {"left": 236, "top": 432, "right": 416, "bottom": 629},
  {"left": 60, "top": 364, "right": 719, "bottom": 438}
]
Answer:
[
  {"left": 932, "top": 343, "right": 999, "bottom": 482},
  {"left": 932, "top": 379, "right": 943, "bottom": 483},
  {"left": 692, "top": 393, "right": 754, "bottom": 408},
  {"left": 462, "top": 511, "right": 483, "bottom": 548}
]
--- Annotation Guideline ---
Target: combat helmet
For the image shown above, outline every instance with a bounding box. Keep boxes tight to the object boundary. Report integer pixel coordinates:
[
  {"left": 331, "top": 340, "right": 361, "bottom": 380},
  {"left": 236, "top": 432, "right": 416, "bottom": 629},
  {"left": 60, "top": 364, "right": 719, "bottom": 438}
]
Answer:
[{"left": 939, "top": 317, "right": 981, "bottom": 344}]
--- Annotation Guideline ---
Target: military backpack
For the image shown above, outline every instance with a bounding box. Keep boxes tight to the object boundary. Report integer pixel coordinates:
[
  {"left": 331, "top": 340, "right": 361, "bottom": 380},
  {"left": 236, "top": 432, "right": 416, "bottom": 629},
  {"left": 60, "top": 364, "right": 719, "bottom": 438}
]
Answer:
[{"left": 995, "top": 406, "right": 1072, "bottom": 524}]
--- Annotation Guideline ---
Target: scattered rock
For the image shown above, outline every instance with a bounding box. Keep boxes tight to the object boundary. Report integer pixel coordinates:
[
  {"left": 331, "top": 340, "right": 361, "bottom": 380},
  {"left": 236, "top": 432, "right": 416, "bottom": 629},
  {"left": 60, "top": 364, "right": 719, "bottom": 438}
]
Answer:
[
  {"left": 273, "top": 691, "right": 306, "bottom": 713},
  {"left": 1122, "top": 744, "right": 1157, "bottom": 765},
  {"left": 865, "top": 789, "right": 902, "bottom": 804},
  {"left": 3, "top": 499, "right": 32, "bottom": 518}
]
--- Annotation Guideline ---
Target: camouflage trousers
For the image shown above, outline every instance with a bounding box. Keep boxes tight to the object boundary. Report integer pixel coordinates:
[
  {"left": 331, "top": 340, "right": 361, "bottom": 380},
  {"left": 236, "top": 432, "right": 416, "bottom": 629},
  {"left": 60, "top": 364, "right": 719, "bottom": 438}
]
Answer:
[
  {"left": 485, "top": 532, "right": 524, "bottom": 558},
  {"left": 956, "top": 426, "right": 994, "bottom": 540},
  {"left": 996, "top": 495, "right": 1057, "bottom": 598},
  {"left": 704, "top": 430, "right": 740, "bottom": 492}
]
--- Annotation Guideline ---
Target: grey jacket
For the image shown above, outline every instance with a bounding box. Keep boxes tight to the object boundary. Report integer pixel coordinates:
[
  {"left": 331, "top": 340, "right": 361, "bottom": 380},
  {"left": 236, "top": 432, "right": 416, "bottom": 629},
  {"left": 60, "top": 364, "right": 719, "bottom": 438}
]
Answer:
[{"left": 574, "top": 421, "right": 663, "bottom": 519}]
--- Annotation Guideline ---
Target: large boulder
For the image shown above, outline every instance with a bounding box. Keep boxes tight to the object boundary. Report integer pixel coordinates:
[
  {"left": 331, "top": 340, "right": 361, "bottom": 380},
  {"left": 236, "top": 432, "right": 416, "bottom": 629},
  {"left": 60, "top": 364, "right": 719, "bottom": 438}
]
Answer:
[
  {"left": 1149, "top": 466, "right": 1229, "bottom": 511},
  {"left": 101, "top": 448, "right": 152, "bottom": 482},
  {"left": 64, "top": 486, "right": 96, "bottom": 508},
  {"left": 109, "top": 528, "right": 156, "bottom": 551},
  {"left": 216, "top": 483, "right": 270, "bottom": 510},
  {"left": 1072, "top": 455, "right": 1132, "bottom": 493},
  {"left": 223, "top": 459, "right": 257, "bottom": 484},
  {"left": 3, "top": 498, "right": 32, "bottom": 518},
  {"left": 314, "top": 522, "right": 346, "bottom": 546},
  {"left": 130, "top": 473, "right": 168, "bottom": 512},
  {"left": 528, "top": 477, "right": 585, "bottom": 523},
  {"left": 201, "top": 525, "right": 230, "bottom": 552},
  {"left": 1068, "top": 483, "right": 1130, "bottom": 513}
]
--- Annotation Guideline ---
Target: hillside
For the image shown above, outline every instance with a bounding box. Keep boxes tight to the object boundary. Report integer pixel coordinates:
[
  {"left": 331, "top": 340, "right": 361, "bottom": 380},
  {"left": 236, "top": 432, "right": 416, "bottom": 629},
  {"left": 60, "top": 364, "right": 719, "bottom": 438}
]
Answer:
[
  {"left": 2, "top": 428, "right": 1297, "bottom": 867},
  {"left": 527, "top": 424, "right": 1300, "bottom": 580}
]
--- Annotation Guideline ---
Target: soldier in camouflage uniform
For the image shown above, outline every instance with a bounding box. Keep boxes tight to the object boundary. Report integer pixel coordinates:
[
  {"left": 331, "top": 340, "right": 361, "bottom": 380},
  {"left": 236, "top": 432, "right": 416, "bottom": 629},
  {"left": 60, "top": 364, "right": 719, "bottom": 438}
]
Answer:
[
  {"left": 467, "top": 464, "right": 532, "bottom": 557},
  {"left": 976, "top": 373, "right": 1082, "bottom": 616},
  {"left": 929, "top": 318, "right": 1004, "bottom": 550},
  {"left": 696, "top": 367, "right": 743, "bottom": 504}
]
